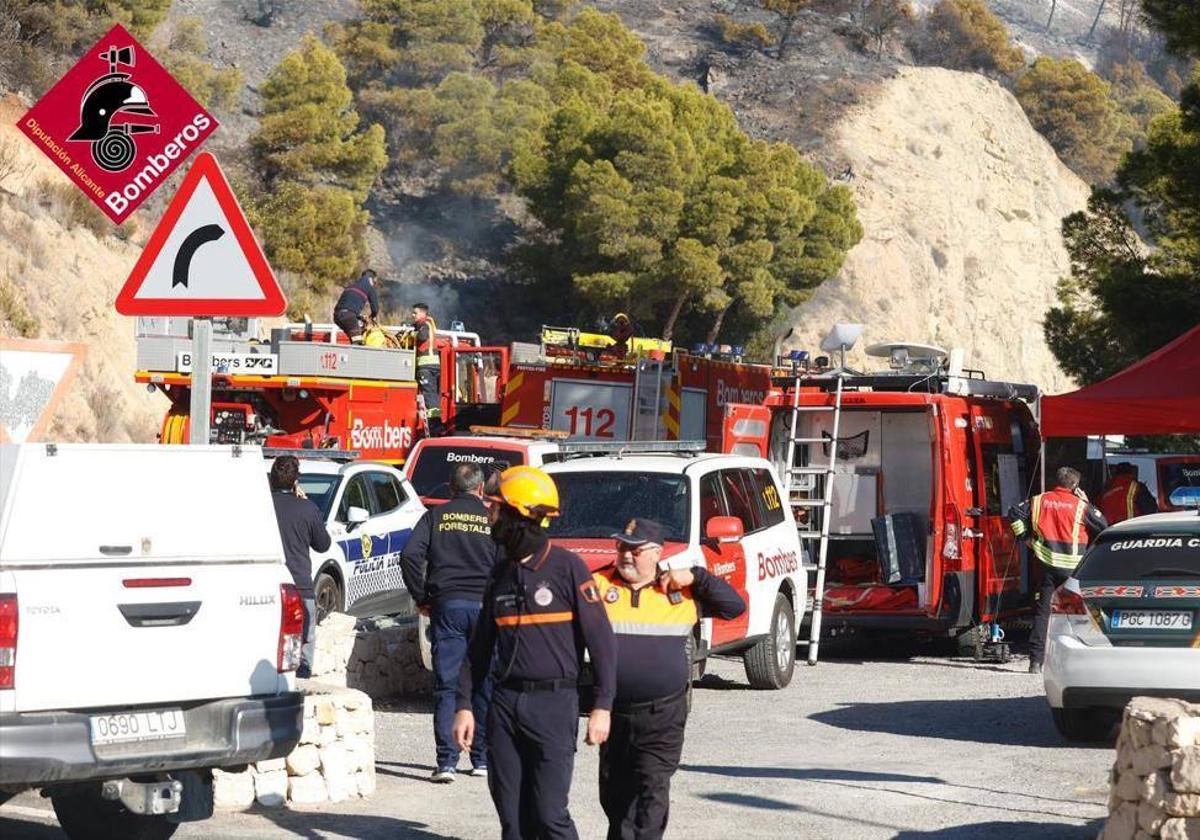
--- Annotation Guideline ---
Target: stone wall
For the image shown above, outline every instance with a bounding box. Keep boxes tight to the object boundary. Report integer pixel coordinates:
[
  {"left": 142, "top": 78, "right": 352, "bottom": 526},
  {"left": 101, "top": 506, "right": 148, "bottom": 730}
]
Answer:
[
  {"left": 213, "top": 685, "right": 376, "bottom": 810},
  {"left": 1102, "top": 698, "right": 1200, "bottom": 840},
  {"left": 347, "top": 616, "right": 433, "bottom": 699}
]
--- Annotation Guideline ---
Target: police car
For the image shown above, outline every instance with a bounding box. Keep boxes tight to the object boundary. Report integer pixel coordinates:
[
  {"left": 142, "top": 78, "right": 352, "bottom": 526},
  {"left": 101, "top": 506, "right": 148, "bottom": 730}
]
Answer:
[
  {"left": 544, "top": 444, "right": 808, "bottom": 689},
  {"left": 295, "top": 459, "right": 427, "bottom": 621},
  {"left": 1043, "top": 489, "right": 1200, "bottom": 741}
]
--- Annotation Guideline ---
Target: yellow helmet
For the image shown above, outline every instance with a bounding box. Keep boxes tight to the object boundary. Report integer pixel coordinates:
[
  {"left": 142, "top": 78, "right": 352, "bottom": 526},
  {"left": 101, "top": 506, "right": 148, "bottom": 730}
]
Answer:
[{"left": 492, "top": 465, "right": 560, "bottom": 522}]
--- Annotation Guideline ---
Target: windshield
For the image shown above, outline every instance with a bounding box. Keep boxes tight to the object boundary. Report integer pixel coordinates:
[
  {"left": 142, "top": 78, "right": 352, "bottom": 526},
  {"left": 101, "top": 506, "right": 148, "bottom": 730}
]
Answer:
[
  {"left": 547, "top": 471, "right": 690, "bottom": 543},
  {"left": 297, "top": 474, "right": 340, "bottom": 518},
  {"left": 1075, "top": 531, "right": 1200, "bottom": 580},
  {"left": 410, "top": 446, "right": 524, "bottom": 498}
]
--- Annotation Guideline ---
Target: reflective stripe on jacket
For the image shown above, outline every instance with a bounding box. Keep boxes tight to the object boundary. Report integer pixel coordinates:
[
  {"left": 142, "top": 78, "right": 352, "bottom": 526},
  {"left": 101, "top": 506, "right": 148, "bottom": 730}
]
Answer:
[
  {"left": 1009, "top": 487, "right": 1106, "bottom": 571},
  {"left": 416, "top": 316, "right": 440, "bottom": 368}
]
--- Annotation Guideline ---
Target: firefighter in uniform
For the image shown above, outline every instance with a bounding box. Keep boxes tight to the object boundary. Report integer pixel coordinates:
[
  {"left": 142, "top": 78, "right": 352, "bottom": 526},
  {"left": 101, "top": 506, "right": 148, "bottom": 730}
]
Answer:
[
  {"left": 1100, "top": 462, "right": 1158, "bottom": 525},
  {"left": 410, "top": 302, "right": 443, "bottom": 435},
  {"left": 1010, "top": 466, "right": 1108, "bottom": 673},
  {"left": 594, "top": 518, "right": 744, "bottom": 840},
  {"left": 333, "top": 269, "right": 380, "bottom": 344},
  {"left": 453, "top": 466, "right": 617, "bottom": 840},
  {"left": 400, "top": 462, "right": 500, "bottom": 782}
]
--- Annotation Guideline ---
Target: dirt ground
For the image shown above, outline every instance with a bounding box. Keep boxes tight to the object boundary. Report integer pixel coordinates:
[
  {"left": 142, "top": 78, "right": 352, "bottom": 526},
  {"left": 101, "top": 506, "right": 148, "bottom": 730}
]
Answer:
[{"left": 0, "top": 637, "right": 1113, "bottom": 839}]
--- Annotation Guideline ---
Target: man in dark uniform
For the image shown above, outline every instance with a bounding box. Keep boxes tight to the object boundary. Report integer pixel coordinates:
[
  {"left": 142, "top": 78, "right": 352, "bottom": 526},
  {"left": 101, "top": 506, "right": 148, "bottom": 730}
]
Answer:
[
  {"left": 268, "top": 456, "right": 332, "bottom": 678},
  {"left": 410, "top": 302, "right": 443, "bottom": 435},
  {"left": 333, "top": 269, "right": 380, "bottom": 344},
  {"left": 593, "top": 518, "right": 744, "bottom": 840},
  {"left": 401, "top": 463, "right": 501, "bottom": 782},
  {"left": 453, "top": 465, "right": 616, "bottom": 840}
]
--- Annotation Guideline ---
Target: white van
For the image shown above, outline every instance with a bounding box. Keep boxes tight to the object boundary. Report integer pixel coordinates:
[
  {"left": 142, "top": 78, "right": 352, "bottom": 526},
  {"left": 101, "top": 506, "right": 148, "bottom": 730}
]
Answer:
[{"left": 0, "top": 444, "right": 303, "bottom": 840}]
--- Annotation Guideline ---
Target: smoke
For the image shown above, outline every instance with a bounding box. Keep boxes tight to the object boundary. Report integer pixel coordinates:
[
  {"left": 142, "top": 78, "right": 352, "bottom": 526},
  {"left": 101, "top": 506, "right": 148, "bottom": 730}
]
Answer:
[{"left": 381, "top": 281, "right": 464, "bottom": 326}]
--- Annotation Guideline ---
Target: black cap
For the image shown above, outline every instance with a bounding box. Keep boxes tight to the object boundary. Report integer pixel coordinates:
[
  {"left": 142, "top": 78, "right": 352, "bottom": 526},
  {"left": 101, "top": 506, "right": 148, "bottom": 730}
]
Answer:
[{"left": 612, "top": 518, "right": 665, "bottom": 547}]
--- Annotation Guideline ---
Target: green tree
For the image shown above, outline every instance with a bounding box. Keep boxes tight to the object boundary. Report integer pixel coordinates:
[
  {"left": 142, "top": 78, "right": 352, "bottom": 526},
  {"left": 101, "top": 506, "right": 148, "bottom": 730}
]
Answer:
[
  {"left": 914, "top": 0, "right": 1024, "bottom": 76},
  {"left": 860, "top": 0, "right": 914, "bottom": 59},
  {"left": 249, "top": 36, "right": 387, "bottom": 311},
  {"left": 1046, "top": 5, "right": 1200, "bottom": 387},
  {"left": 111, "top": 0, "right": 171, "bottom": 38},
  {"left": 1015, "top": 57, "right": 1128, "bottom": 183},
  {"left": 1141, "top": 0, "right": 1200, "bottom": 56},
  {"left": 252, "top": 35, "right": 387, "bottom": 195}
]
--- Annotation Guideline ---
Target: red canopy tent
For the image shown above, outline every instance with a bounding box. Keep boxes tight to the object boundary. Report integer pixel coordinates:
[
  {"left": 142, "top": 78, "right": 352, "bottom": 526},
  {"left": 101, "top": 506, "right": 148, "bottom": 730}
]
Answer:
[{"left": 1040, "top": 324, "right": 1200, "bottom": 438}]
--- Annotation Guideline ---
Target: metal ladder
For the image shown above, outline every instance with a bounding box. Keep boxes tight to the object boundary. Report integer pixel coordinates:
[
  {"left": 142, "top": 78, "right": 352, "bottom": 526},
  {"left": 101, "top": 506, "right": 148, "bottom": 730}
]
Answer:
[
  {"left": 782, "top": 373, "right": 845, "bottom": 666},
  {"left": 631, "top": 358, "right": 667, "bottom": 441}
]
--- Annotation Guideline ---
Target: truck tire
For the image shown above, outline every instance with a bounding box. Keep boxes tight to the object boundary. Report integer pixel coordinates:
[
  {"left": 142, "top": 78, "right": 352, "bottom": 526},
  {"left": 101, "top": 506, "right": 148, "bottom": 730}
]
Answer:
[
  {"left": 743, "top": 592, "right": 796, "bottom": 689},
  {"left": 52, "top": 787, "right": 179, "bottom": 840},
  {"left": 1051, "top": 707, "right": 1117, "bottom": 743},
  {"left": 314, "top": 570, "right": 344, "bottom": 623}
]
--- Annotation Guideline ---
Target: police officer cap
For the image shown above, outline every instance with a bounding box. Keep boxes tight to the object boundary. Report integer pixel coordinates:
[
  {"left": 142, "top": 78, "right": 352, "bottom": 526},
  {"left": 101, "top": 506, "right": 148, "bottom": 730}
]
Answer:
[{"left": 612, "top": 518, "right": 664, "bottom": 548}]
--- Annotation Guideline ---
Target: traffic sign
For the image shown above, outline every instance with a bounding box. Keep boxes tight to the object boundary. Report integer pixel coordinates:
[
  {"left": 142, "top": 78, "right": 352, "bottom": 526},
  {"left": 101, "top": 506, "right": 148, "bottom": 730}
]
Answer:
[
  {"left": 115, "top": 151, "right": 287, "bottom": 317},
  {"left": 17, "top": 23, "right": 217, "bottom": 224},
  {"left": 0, "top": 339, "right": 87, "bottom": 444}
]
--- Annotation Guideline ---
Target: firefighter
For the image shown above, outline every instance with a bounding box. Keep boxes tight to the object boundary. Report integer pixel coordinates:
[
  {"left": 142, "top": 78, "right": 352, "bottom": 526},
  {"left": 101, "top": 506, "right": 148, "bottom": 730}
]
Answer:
[
  {"left": 1010, "top": 466, "right": 1108, "bottom": 674},
  {"left": 594, "top": 518, "right": 744, "bottom": 840},
  {"left": 400, "top": 463, "right": 501, "bottom": 782},
  {"left": 411, "top": 303, "right": 443, "bottom": 435},
  {"left": 333, "top": 269, "right": 380, "bottom": 344},
  {"left": 609, "top": 312, "right": 635, "bottom": 358},
  {"left": 1100, "top": 462, "right": 1158, "bottom": 525},
  {"left": 453, "top": 466, "right": 616, "bottom": 840}
]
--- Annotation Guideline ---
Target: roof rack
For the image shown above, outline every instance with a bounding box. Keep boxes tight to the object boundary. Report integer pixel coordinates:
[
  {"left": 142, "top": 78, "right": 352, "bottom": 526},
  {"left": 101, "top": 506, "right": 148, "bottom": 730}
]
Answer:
[
  {"left": 467, "top": 425, "right": 570, "bottom": 441},
  {"left": 555, "top": 440, "right": 707, "bottom": 459},
  {"left": 261, "top": 447, "right": 361, "bottom": 462}
]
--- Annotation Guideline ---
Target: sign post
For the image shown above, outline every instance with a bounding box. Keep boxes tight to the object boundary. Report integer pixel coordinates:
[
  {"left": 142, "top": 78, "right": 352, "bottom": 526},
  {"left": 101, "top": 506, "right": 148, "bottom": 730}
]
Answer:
[
  {"left": 115, "top": 152, "right": 286, "bottom": 444},
  {"left": 187, "top": 319, "right": 212, "bottom": 445}
]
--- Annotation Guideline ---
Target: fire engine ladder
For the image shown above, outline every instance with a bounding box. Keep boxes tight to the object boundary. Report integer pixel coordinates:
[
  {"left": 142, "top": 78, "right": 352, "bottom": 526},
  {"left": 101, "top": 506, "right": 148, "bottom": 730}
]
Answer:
[
  {"left": 631, "top": 357, "right": 668, "bottom": 441},
  {"left": 783, "top": 373, "right": 845, "bottom": 666}
]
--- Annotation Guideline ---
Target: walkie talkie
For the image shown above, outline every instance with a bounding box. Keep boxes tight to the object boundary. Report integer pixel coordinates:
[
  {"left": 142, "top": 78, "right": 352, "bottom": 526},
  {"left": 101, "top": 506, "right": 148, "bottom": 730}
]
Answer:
[{"left": 659, "top": 560, "right": 684, "bottom": 604}]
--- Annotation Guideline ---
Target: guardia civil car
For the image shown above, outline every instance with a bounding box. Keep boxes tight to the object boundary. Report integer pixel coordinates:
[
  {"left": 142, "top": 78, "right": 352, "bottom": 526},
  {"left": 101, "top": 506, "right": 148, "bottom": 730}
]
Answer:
[
  {"left": 1044, "top": 491, "right": 1200, "bottom": 741},
  {"left": 295, "top": 460, "right": 426, "bottom": 621}
]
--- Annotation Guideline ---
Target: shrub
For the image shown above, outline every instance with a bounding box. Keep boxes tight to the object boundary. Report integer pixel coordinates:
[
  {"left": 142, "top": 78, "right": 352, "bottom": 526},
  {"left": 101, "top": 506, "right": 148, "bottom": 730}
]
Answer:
[
  {"left": 1015, "top": 57, "right": 1128, "bottom": 183},
  {"left": 714, "top": 14, "right": 776, "bottom": 51},
  {"left": 913, "top": 0, "right": 1025, "bottom": 75}
]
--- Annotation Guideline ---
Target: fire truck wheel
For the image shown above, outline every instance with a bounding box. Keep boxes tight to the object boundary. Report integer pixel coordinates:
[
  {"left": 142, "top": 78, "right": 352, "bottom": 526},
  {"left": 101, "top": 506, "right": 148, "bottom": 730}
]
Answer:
[
  {"left": 744, "top": 592, "right": 796, "bottom": 690},
  {"left": 314, "top": 571, "right": 344, "bottom": 623},
  {"left": 1051, "top": 707, "right": 1117, "bottom": 743}
]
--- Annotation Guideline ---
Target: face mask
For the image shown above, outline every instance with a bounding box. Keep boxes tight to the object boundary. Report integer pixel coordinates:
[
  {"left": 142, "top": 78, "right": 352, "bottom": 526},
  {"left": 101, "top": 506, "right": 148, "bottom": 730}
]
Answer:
[{"left": 491, "top": 506, "right": 547, "bottom": 562}]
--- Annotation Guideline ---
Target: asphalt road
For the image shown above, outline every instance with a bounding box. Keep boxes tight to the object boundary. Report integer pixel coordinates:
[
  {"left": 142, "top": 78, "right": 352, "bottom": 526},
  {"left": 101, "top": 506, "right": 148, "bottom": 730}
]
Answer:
[{"left": 0, "top": 640, "right": 1112, "bottom": 839}]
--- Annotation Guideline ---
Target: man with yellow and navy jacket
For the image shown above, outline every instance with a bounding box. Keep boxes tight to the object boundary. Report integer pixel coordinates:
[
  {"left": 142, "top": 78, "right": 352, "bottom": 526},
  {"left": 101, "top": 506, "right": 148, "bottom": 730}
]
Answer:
[
  {"left": 1010, "top": 466, "right": 1107, "bottom": 674},
  {"left": 453, "top": 466, "right": 617, "bottom": 840},
  {"left": 593, "top": 518, "right": 745, "bottom": 840}
]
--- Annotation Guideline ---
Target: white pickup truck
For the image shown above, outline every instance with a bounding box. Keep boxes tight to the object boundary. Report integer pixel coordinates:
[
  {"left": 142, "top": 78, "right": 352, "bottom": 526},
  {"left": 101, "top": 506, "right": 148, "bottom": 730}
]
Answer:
[{"left": 0, "top": 444, "right": 305, "bottom": 840}]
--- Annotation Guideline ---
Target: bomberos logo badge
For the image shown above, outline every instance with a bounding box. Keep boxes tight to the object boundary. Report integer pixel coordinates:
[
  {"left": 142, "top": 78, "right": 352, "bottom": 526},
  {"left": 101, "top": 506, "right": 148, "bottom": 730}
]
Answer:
[{"left": 17, "top": 23, "right": 217, "bottom": 224}]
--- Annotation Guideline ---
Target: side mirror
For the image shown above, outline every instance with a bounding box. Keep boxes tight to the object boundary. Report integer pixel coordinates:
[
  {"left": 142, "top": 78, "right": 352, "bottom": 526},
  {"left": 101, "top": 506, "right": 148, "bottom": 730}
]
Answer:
[
  {"left": 347, "top": 506, "right": 370, "bottom": 529},
  {"left": 705, "top": 515, "right": 744, "bottom": 543}
]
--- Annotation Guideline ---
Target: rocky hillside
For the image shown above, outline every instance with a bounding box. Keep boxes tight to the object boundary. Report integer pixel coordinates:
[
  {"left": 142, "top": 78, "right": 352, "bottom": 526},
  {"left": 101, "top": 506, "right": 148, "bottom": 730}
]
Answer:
[
  {"left": 780, "top": 67, "right": 1087, "bottom": 392},
  {"left": 0, "top": 94, "right": 161, "bottom": 442}
]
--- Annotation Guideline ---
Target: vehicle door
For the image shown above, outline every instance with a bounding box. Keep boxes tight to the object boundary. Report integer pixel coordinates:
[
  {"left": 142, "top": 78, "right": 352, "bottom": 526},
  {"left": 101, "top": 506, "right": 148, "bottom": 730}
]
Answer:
[
  {"left": 721, "top": 404, "right": 771, "bottom": 457},
  {"left": 697, "top": 470, "right": 752, "bottom": 646},
  {"left": 330, "top": 472, "right": 379, "bottom": 614},
  {"left": 349, "top": 470, "right": 423, "bottom": 618},
  {"left": 748, "top": 466, "right": 806, "bottom": 625},
  {"left": 968, "top": 407, "right": 1029, "bottom": 621}
]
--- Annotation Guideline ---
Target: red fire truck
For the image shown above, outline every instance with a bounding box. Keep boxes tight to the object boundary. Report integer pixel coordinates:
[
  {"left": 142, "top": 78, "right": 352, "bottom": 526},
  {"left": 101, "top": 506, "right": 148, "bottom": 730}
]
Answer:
[
  {"left": 133, "top": 317, "right": 508, "bottom": 463},
  {"left": 497, "top": 327, "right": 1044, "bottom": 657},
  {"left": 500, "top": 326, "right": 778, "bottom": 449}
]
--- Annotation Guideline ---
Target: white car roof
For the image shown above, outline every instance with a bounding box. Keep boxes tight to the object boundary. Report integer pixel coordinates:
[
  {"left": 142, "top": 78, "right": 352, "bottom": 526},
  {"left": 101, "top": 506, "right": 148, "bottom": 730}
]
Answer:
[
  {"left": 544, "top": 452, "right": 771, "bottom": 476},
  {"left": 420, "top": 437, "right": 560, "bottom": 453},
  {"left": 296, "top": 459, "right": 404, "bottom": 478},
  {"left": 1106, "top": 511, "right": 1200, "bottom": 533}
]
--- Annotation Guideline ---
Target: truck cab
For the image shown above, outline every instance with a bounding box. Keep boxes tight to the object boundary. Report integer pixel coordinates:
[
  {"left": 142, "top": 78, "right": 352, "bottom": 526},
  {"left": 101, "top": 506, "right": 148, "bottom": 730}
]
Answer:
[{"left": 543, "top": 446, "right": 807, "bottom": 689}]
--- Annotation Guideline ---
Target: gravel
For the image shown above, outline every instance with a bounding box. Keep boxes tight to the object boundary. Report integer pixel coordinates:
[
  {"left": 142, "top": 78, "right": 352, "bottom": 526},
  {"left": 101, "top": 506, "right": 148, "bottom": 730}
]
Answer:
[{"left": 0, "top": 641, "right": 1113, "bottom": 839}]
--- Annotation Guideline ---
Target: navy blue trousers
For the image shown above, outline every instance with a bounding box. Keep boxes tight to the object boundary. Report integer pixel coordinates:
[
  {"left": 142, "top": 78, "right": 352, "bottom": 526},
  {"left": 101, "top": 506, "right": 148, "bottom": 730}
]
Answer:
[
  {"left": 487, "top": 685, "right": 579, "bottom": 840},
  {"left": 432, "top": 599, "right": 491, "bottom": 769}
]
